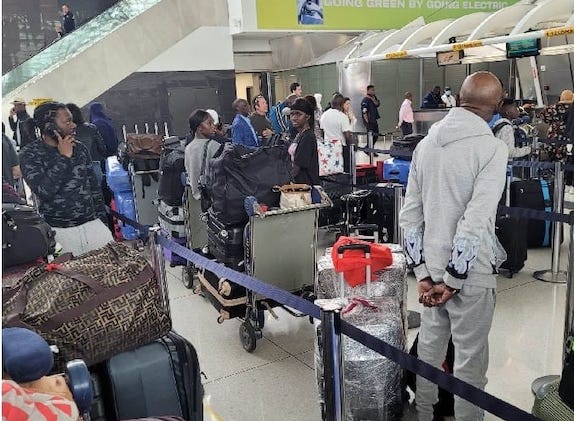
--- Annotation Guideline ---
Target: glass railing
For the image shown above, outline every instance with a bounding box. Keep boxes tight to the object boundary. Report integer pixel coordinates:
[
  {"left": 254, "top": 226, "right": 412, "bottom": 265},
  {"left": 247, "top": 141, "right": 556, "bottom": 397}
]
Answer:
[{"left": 2, "top": 0, "right": 162, "bottom": 96}]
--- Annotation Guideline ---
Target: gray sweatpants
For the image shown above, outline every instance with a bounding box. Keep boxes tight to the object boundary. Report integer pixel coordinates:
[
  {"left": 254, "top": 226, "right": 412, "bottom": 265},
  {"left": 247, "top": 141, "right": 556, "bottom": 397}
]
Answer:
[{"left": 416, "top": 283, "right": 496, "bottom": 421}]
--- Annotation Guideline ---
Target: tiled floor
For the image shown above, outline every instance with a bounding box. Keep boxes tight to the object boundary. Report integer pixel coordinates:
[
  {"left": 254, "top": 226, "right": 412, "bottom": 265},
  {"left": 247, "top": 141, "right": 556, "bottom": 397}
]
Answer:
[{"left": 165, "top": 224, "right": 570, "bottom": 421}]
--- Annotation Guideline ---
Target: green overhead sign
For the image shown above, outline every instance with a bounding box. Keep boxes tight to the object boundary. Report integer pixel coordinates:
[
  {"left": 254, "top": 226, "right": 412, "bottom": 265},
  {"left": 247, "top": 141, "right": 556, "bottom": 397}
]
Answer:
[{"left": 257, "top": 0, "right": 520, "bottom": 30}]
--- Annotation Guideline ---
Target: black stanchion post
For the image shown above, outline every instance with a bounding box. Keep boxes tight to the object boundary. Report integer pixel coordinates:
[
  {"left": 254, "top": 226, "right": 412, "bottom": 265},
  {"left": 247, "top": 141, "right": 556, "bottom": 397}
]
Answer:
[
  {"left": 350, "top": 144, "right": 357, "bottom": 191},
  {"left": 534, "top": 161, "right": 567, "bottom": 283},
  {"left": 318, "top": 300, "right": 345, "bottom": 421},
  {"left": 149, "top": 226, "right": 171, "bottom": 316},
  {"left": 394, "top": 185, "right": 404, "bottom": 246}
]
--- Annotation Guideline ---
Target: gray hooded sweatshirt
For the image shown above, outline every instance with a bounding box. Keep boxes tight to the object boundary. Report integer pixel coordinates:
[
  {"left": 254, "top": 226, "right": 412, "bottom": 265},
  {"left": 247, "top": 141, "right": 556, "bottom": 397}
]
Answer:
[{"left": 399, "top": 107, "right": 509, "bottom": 289}]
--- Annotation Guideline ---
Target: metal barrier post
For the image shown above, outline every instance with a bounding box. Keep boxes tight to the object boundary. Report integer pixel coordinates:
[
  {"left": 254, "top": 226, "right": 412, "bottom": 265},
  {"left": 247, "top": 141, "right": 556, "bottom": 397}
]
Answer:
[
  {"left": 318, "top": 300, "right": 345, "bottom": 421},
  {"left": 149, "top": 227, "right": 171, "bottom": 316},
  {"left": 565, "top": 212, "right": 574, "bottom": 364},
  {"left": 350, "top": 144, "right": 357, "bottom": 191},
  {"left": 534, "top": 161, "right": 567, "bottom": 283},
  {"left": 394, "top": 185, "right": 404, "bottom": 245},
  {"left": 367, "top": 131, "right": 374, "bottom": 166}
]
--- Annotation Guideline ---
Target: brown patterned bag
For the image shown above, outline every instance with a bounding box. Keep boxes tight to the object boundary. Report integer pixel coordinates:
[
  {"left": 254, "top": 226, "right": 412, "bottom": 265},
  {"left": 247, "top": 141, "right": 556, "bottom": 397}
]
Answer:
[
  {"left": 2, "top": 242, "right": 171, "bottom": 368},
  {"left": 126, "top": 133, "right": 163, "bottom": 159}
]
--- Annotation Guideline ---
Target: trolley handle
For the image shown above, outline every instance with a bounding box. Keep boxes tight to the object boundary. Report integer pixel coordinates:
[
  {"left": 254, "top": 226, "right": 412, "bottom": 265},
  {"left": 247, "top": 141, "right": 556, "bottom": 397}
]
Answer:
[
  {"left": 350, "top": 224, "right": 379, "bottom": 232},
  {"left": 337, "top": 243, "right": 371, "bottom": 255}
]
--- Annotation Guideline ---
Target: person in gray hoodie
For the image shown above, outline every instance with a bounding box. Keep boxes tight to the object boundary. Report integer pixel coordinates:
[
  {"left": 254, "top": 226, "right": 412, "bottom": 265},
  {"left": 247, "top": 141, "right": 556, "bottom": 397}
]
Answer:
[{"left": 399, "top": 71, "right": 508, "bottom": 421}]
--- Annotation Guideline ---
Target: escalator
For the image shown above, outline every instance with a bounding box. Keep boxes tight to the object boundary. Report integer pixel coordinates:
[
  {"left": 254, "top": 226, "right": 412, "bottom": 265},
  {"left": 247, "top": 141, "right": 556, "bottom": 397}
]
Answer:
[{"left": 2, "top": 0, "right": 225, "bottom": 110}]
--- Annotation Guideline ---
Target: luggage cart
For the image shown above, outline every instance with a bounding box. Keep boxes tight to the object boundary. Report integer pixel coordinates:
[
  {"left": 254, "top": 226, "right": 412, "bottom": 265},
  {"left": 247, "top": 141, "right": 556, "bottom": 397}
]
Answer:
[
  {"left": 195, "top": 199, "right": 331, "bottom": 352},
  {"left": 181, "top": 185, "right": 209, "bottom": 289}
]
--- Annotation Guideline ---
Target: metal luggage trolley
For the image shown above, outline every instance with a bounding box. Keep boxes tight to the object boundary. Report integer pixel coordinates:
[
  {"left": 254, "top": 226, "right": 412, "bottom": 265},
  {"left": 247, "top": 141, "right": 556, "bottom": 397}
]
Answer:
[
  {"left": 181, "top": 184, "right": 209, "bottom": 289},
  {"left": 196, "top": 198, "right": 331, "bottom": 352}
]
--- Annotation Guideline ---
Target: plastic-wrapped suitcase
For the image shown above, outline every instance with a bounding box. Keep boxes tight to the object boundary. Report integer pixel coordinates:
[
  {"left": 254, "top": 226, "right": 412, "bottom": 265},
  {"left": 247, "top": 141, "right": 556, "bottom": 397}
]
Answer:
[
  {"left": 314, "top": 244, "right": 405, "bottom": 421},
  {"left": 207, "top": 210, "right": 245, "bottom": 271},
  {"left": 383, "top": 157, "right": 410, "bottom": 185},
  {"left": 158, "top": 200, "right": 186, "bottom": 238},
  {"left": 130, "top": 160, "right": 160, "bottom": 226},
  {"left": 106, "top": 156, "right": 132, "bottom": 194},
  {"left": 316, "top": 243, "right": 406, "bottom": 301},
  {"left": 319, "top": 173, "right": 353, "bottom": 227},
  {"left": 114, "top": 190, "right": 138, "bottom": 240},
  {"left": 532, "top": 378, "right": 574, "bottom": 420},
  {"left": 106, "top": 331, "right": 203, "bottom": 421}
]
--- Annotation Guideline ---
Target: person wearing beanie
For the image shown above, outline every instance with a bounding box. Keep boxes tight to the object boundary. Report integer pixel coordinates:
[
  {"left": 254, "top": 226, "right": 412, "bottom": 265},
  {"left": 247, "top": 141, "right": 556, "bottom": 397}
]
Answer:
[
  {"left": 288, "top": 98, "right": 320, "bottom": 186},
  {"left": 19, "top": 102, "right": 113, "bottom": 256}
]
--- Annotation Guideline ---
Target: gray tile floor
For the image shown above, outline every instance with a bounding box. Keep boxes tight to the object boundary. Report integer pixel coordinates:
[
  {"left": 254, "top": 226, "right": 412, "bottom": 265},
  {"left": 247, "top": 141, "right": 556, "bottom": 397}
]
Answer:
[{"left": 165, "top": 223, "right": 569, "bottom": 421}]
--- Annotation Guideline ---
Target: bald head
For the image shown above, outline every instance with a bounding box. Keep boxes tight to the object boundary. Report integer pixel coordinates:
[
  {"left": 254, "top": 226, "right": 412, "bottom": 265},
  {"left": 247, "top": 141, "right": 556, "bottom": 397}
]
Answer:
[{"left": 459, "top": 71, "right": 503, "bottom": 121}]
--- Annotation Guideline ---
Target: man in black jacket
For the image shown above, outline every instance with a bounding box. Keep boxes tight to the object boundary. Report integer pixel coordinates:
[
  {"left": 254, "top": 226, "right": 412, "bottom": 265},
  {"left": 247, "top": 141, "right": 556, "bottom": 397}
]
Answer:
[
  {"left": 61, "top": 4, "right": 76, "bottom": 35},
  {"left": 8, "top": 98, "right": 32, "bottom": 148}
]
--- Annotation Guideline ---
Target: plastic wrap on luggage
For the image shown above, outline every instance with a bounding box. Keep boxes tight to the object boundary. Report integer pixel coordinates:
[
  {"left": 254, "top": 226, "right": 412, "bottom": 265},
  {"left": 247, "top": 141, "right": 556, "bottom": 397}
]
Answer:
[
  {"left": 316, "top": 244, "right": 406, "bottom": 300},
  {"left": 314, "top": 296, "right": 405, "bottom": 420}
]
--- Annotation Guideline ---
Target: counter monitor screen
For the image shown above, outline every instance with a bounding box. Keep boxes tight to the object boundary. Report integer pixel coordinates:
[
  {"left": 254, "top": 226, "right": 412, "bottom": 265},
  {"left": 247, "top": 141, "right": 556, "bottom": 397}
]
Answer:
[
  {"left": 506, "top": 38, "right": 540, "bottom": 59},
  {"left": 436, "top": 50, "right": 464, "bottom": 66}
]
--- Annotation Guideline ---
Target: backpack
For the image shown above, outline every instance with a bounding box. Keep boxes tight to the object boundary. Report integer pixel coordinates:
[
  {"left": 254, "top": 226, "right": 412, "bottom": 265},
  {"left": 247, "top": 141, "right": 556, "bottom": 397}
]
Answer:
[
  {"left": 269, "top": 102, "right": 289, "bottom": 134},
  {"left": 158, "top": 136, "right": 186, "bottom": 206},
  {"left": 389, "top": 134, "right": 425, "bottom": 161},
  {"left": 198, "top": 139, "right": 225, "bottom": 212},
  {"left": 492, "top": 121, "right": 529, "bottom": 147},
  {"left": 126, "top": 133, "right": 163, "bottom": 160}
]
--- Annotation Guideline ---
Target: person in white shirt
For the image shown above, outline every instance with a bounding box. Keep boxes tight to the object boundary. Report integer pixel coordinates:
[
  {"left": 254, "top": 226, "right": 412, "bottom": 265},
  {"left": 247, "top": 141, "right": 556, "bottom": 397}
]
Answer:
[
  {"left": 441, "top": 87, "right": 457, "bottom": 108},
  {"left": 397, "top": 92, "right": 415, "bottom": 136},
  {"left": 320, "top": 94, "right": 353, "bottom": 171}
]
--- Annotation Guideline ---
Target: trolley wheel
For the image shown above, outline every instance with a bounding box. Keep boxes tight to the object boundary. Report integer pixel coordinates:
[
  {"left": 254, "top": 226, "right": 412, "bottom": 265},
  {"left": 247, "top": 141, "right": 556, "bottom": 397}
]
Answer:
[
  {"left": 181, "top": 265, "right": 194, "bottom": 289},
  {"left": 251, "top": 308, "right": 265, "bottom": 329},
  {"left": 239, "top": 321, "right": 257, "bottom": 353}
]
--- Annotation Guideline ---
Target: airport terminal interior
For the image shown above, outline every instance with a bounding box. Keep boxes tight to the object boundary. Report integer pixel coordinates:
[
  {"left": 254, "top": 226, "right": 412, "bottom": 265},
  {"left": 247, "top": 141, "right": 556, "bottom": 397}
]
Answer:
[{"left": 2, "top": 0, "right": 574, "bottom": 420}]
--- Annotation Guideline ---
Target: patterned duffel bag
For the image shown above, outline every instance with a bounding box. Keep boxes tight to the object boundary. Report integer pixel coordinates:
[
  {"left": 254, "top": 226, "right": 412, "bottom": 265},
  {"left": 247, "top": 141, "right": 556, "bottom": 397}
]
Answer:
[{"left": 2, "top": 242, "right": 171, "bottom": 369}]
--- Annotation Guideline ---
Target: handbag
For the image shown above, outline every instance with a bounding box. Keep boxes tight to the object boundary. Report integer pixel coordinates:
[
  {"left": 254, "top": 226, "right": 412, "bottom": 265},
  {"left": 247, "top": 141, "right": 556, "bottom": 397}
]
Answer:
[
  {"left": 275, "top": 183, "right": 312, "bottom": 209},
  {"left": 317, "top": 138, "right": 343, "bottom": 176},
  {"left": 2, "top": 242, "right": 171, "bottom": 369}
]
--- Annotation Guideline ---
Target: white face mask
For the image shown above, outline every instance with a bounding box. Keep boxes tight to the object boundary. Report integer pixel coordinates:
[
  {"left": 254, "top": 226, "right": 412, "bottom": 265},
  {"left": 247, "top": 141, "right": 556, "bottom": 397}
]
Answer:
[{"left": 445, "top": 90, "right": 452, "bottom": 96}]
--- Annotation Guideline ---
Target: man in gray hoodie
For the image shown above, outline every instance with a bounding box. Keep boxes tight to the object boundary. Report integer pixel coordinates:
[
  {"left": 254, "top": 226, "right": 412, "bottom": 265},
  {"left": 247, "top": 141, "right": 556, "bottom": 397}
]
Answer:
[{"left": 399, "top": 71, "right": 508, "bottom": 421}]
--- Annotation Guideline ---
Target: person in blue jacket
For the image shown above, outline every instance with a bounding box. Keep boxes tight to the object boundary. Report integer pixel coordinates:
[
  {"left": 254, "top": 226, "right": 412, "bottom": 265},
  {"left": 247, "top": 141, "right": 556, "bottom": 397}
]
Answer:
[
  {"left": 89, "top": 102, "right": 119, "bottom": 156},
  {"left": 231, "top": 99, "right": 259, "bottom": 148},
  {"left": 421, "top": 86, "right": 446, "bottom": 109}
]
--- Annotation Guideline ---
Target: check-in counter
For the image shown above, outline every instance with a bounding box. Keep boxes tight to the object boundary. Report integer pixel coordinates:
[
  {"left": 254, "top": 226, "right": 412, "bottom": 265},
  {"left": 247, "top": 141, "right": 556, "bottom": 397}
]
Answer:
[{"left": 414, "top": 109, "right": 449, "bottom": 135}]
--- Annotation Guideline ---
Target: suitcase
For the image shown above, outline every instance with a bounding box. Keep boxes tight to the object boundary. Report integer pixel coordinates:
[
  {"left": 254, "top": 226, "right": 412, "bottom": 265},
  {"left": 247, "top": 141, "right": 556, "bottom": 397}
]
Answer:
[
  {"left": 158, "top": 136, "right": 186, "bottom": 206},
  {"left": 130, "top": 160, "right": 160, "bottom": 226},
  {"left": 383, "top": 157, "right": 410, "bottom": 185},
  {"left": 496, "top": 214, "right": 527, "bottom": 276},
  {"left": 355, "top": 164, "right": 377, "bottom": 185},
  {"left": 207, "top": 210, "right": 245, "bottom": 270},
  {"left": 114, "top": 190, "right": 138, "bottom": 240},
  {"left": 105, "top": 156, "right": 132, "bottom": 193},
  {"left": 319, "top": 173, "right": 353, "bottom": 227},
  {"left": 389, "top": 134, "right": 425, "bottom": 161},
  {"left": 314, "top": 244, "right": 405, "bottom": 420},
  {"left": 532, "top": 378, "right": 574, "bottom": 420},
  {"left": 196, "top": 266, "right": 247, "bottom": 321},
  {"left": 159, "top": 201, "right": 186, "bottom": 238},
  {"left": 365, "top": 183, "right": 401, "bottom": 243},
  {"left": 341, "top": 190, "right": 373, "bottom": 235},
  {"left": 509, "top": 179, "right": 553, "bottom": 248},
  {"left": 106, "top": 331, "right": 203, "bottom": 421}
]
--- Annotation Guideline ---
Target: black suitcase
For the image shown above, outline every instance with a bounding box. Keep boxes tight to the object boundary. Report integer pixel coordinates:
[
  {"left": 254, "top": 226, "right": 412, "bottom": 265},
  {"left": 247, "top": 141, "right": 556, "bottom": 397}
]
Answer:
[
  {"left": 197, "top": 267, "right": 247, "bottom": 321},
  {"left": 207, "top": 210, "right": 245, "bottom": 270},
  {"left": 509, "top": 179, "right": 553, "bottom": 248},
  {"left": 496, "top": 214, "right": 527, "bottom": 276},
  {"left": 389, "top": 134, "right": 425, "bottom": 161},
  {"left": 319, "top": 173, "right": 353, "bottom": 227},
  {"left": 159, "top": 137, "right": 186, "bottom": 206},
  {"left": 365, "top": 183, "right": 399, "bottom": 243},
  {"left": 106, "top": 331, "right": 203, "bottom": 421}
]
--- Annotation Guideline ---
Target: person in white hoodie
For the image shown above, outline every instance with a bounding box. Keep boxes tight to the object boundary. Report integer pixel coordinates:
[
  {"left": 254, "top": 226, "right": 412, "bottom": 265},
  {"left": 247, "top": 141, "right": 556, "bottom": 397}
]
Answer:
[{"left": 399, "top": 71, "right": 508, "bottom": 421}]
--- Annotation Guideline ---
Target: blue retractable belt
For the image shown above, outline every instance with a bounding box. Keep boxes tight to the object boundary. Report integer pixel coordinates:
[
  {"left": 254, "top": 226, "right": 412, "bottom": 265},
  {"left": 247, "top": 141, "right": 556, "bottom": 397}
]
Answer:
[{"left": 540, "top": 179, "right": 551, "bottom": 247}]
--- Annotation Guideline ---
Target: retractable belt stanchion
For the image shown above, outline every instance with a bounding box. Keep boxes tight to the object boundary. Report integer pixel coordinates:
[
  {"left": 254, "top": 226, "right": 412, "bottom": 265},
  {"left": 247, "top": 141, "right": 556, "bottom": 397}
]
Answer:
[
  {"left": 149, "top": 226, "right": 171, "bottom": 317},
  {"left": 317, "top": 300, "right": 345, "bottom": 421},
  {"left": 394, "top": 185, "right": 404, "bottom": 246},
  {"left": 350, "top": 144, "right": 357, "bottom": 191},
  {"left": 367, "top": 131, "right": 374, "bottom": 166},
  {"left": 534, "top": 161, "right": 567, "bottom": 283}
]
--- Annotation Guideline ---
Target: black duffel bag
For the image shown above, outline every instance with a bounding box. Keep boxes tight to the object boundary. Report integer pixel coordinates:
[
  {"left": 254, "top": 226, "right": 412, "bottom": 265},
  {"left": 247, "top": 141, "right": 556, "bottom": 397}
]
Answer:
[
  {"left": 211, "top": 144, "right": 292, "bottom": 226},
  {"left": 2, "top": 203, "right": 56, "bottom": 268},
  {"left": 389, "top": 134, "right": 425, "bottom": 161},
  {"left": 159, "top": 136, "right": 186, "bottom": 206}
]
